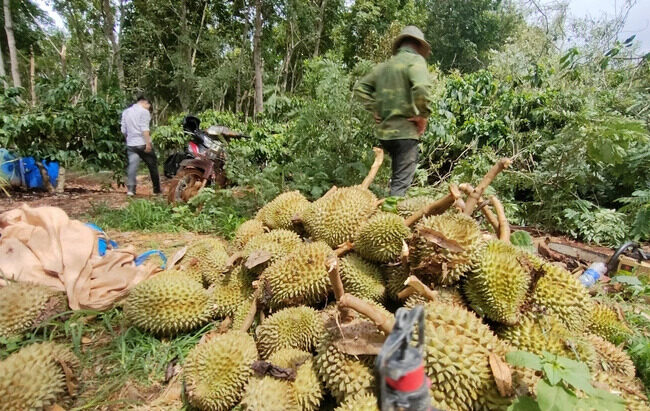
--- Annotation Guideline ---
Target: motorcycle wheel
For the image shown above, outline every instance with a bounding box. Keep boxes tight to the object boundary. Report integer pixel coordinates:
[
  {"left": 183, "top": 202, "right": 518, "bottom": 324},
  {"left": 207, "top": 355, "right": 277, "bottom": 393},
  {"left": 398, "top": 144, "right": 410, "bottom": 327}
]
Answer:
[{"left": 166, "top": 168, "right": 207, "bottom": 204}]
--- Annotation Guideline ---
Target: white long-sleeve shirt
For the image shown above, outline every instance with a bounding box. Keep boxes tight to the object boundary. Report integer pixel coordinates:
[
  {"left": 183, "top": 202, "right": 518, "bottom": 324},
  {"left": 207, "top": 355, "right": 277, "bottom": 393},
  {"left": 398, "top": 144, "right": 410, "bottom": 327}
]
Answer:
[{"left": 121, "top": 104, "right": 151, "bottom": 147}]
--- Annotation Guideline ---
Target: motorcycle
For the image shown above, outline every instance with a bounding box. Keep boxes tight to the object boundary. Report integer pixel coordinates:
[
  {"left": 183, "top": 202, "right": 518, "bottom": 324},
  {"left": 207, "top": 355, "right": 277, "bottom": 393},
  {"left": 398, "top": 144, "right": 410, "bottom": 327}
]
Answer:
[{"left": 165, "top": 115, "right": 245, "bottom": 203}]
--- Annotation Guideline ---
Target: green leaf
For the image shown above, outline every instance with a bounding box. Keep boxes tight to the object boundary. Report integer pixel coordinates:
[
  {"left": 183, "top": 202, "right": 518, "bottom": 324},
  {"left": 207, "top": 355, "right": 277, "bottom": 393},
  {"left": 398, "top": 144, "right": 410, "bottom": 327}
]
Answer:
[
  {"left": 506, "top": 351, "right": 543, "bottom": 370},
  {"left": 579, "top": 388, "right": 626, "bottom": 411},
  {"left": 558, "top": 368, "right": 595, "bottom": 395},
  {"left": 536, "top": 379, "right": 579, "bottom": 411},
  {"left": 544, "top": 363, "right": 561, "bottom": 385},
  {"left": 508, "top": 396, "right": 541, "bottom": 411},
  {"left": 611, "top": 276, "right": 642, "bottom": 286}
]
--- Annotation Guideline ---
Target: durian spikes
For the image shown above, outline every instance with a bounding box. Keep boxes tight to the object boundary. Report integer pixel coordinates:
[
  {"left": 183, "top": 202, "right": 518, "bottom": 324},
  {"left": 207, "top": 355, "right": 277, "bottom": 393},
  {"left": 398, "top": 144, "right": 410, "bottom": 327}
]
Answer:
[
  {"left": 339, "top": 293, "right": 394, "bottom": 334},
  {"left": 360, "top": 147, "right": 385, "bottom": 190},
  {"left": 463, "top": 158, "right": 511, "bottom": 215}
]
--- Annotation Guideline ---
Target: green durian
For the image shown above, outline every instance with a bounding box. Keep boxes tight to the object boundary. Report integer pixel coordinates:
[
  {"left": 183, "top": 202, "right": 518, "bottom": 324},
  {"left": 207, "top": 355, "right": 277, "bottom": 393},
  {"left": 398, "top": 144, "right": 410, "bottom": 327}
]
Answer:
[
  {"left": 334, "top": 392, "right": 379, "bottom": 411},
  {"left": 269, "top": 348, "right": 323, "bottom": 411},
  {"left": 339, "top": 253, "right": 386, "bottom": 302},
  {"left": 256, "top": 191, "right": 310, "bottom": 230},
  {"left": 384, "top": 264, "right": 410, "bottom": 300},
  {"left": 0, "top": 282, "right": 67, "bottom": 339},
  {"left": 184, "top": 331, "right": 258, "bottom": 411},
  {"left": 183, "top": 238, "right": 230, "bottom": 285},
  {"left": 234, "top": 220, "right": 266, "bottom": 249},
  {"left": 210, "top": 265, "right": 255, "bottom": 318},
  {"left": 302, "top": 186, "right": 377, "bottom": 248},
  {"left": 265, "top": 241, "right": 333, "bottom": 308},
  {"left": 241, "top": 376, "right": 300, "bottom": 411},
  {"left": 464, "top": 240, "right": 530, "bottom": 325},
  {"left": 243, "top": 229, "right": 302, "bottom": 270},
  {"left": 124, "top": 271, "right": 213, "bottom": 336},
  {"left": 354, "top": 212, "right": 410, "bottom": 263},
  {"left": 0, "top": 342, "right": 79, "bottom": 411},
  {"left": 397, "top": 196, "right": 435, "bottom": 219},
  {"left": 408, "top": 212, "right": 482, "bottom": 286},
  {"left": 586, "top": 334, "right": 636, "bottom": 378},
  {"left": 256, "top": 306, "right": 325, "bottom": 359},
  {"left": 587, "top": 303, "right": 632, "bottom": 344}
]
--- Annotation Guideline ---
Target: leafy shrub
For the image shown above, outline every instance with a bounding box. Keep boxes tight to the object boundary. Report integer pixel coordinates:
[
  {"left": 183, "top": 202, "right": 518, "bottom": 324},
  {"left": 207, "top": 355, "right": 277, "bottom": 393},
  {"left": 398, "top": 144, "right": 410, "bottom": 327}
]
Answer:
[
  {"left": 562, "top": 200, "right": 628, "bottom": 246},
  {"left": 617, "top": 190, "right": 650, "bottom": 241}
]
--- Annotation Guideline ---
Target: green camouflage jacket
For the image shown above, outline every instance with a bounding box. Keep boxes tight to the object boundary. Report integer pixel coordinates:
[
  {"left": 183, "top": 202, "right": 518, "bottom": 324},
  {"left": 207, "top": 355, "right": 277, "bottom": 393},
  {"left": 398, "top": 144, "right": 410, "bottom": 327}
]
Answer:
[{"left": 355, "top": 45, "right": 432, "bottom": 141}]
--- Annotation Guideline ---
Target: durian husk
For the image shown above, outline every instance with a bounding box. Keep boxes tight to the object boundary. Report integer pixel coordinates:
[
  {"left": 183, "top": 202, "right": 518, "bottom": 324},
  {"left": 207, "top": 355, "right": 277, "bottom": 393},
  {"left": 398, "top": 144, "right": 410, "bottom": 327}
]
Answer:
[
  {"left": 339, "top": 254, "right": 386, "bottom": 303},
  {"left": 232, "top": 297, "right": 255, "bottom": 330},
  {"left": 256, "top": 306, "right": 325, "bottom": 359},
  {"left": 404, "top": 286, "right": 465, "bottom": 308},
  {"left": 256, "top": 191, "right": 310, "bottom": 230},
  {"left": 124, "top": 271, "right": 214, "bottom": 336},
  {"left": 334, "top": 392, "right": 380, "bottom": 411},
  {"left": 0, "top": 342, "right": 79, "bottom": 411},
  {"left": 464, "top": 240, "right": 530, "bottom": 325},
  {"left": 264, "top": 241, "right": 333, "bottom": 308},
  {"left": 587, "top": 334, "right": 636, "bottom": 378},
  {"left": 384, "top": 264, "right": 411, "bottom": 300},
  {"left": 183, "top": 238, "right": 230, "bottom": 285},
  {"left": 0, "top": 282, "right": 67, "bottom": 339},
  {"left": 268, "top": 348, "right": 323, "bottom": 411},
  {"left": 587, "top": 303, "right": 632, "bottom": 345},
  {"left": 184, "top": 330, "right": 258, "bottom": 411},
  {"left": 397, "top": 196, "right": 436, "bottom": 219},
  {"left": 241, "top": 376, "right": 300, "bottom": 411},
  {"left": 592, "top": 372, "right": 650, "bottom": 411},
  {"left": 209, "top": 265, "right": 255, "bottom": 318},
  {"left": 243, "top": 229, "right": 302, "bottom": 270},
  {"left": 354, "top": 212, "right": 410, "bottom": 263},
  {"left": 234, "top": 220, "right": 266, "bottom": 249},
  {"left": 302, "top": 186, "right": 377, "bottom": 248},
  {"left": 408, "top": 212, "right": 482, "bottom": 286}
]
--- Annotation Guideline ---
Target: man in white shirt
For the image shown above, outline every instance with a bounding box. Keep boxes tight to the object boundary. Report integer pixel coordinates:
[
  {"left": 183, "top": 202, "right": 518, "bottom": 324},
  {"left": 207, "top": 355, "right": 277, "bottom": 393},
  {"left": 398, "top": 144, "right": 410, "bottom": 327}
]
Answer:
[{"left": 120, "top": 96, "right": 161, "bottom": 196}]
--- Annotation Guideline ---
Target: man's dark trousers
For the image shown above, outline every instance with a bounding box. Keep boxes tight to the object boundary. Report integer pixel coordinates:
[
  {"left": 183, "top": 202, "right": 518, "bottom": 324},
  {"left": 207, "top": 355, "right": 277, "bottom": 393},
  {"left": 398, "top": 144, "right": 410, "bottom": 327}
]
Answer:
[
  {"left": 127, "top": 145, "right": 161, "bottom": 194},
  {"left": 380, "top": 139, "right": 419, "bottom": 197}
]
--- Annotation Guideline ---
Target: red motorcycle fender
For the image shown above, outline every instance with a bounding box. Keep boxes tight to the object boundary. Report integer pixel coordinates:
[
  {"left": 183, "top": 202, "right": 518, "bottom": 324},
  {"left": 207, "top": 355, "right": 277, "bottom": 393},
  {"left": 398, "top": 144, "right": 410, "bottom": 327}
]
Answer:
[{"left": 178, "top": 158, "right": 214, "bottom": 180}]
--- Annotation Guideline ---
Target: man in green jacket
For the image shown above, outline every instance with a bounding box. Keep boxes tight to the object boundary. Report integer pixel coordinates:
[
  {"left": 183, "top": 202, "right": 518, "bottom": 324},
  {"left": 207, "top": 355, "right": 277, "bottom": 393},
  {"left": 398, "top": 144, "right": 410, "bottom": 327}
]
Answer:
[{"left": 355, "top": 26, "right": 432, "bottom": 196}]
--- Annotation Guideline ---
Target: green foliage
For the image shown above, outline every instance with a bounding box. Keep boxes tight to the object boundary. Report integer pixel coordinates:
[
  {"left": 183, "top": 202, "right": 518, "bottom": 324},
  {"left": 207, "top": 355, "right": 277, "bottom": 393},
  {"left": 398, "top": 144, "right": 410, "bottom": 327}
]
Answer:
[
  {"left": 617, "top": 190, "right": 650, "bottom": 241},
  {"left": 506, "top": 350, "right": 625, "bottom": 411},
  {"left": 510, "top": 231, "right": 535, "bottom": 253},
  {"left": 562, "top": 201, "right": 628, "bottom": 246},
  {"left": 626, "top": 336, "right": 650, "bottom": 393}
]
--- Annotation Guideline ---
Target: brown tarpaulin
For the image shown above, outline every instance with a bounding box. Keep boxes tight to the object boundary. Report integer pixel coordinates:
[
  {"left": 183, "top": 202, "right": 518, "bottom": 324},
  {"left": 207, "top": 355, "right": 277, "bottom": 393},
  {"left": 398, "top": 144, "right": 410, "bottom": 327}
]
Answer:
[{"left": 0, "top": 205, "right": 160, "bottom": 310}]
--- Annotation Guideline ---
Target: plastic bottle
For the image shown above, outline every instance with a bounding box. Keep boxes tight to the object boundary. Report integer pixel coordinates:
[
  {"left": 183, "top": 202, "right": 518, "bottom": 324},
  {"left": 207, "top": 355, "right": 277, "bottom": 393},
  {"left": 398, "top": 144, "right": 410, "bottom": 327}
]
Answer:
[{"left": 578, "top": 262, "right": 607, "bottom": 288}]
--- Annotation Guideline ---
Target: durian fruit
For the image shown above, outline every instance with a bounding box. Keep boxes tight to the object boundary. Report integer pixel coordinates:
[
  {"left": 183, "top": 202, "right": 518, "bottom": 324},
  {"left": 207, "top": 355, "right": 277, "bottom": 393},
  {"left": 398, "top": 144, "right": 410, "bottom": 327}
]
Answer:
[
  {"left": 256, "top": 191, "right": 310, "bottom": 230},
  {"left": 397, "top": 196, "right": 435, "bottom": 219},
  {"left": 408, "top": 212, "right": 482, "bottom": 286},
  {"left": 334, "top": 392, "right": 379, "bottom": 411},
  {"left": 243, "top": 229, "right": 302, "bottom": 270},
  {"left": 0, "top": 342, "right": 79, "bottom": 410},
  {"left": 124, "top": 271, "right": 213, "bottom": 335},
  {"left": 0, "top": 282, "right": 67, "bottom": 338},
  {"left": 529, "top": 262, "right": 593, "bottom": 333},
  {"left": 210, "top": 266, "right": 255, "bottom": 318},
  {"left": 241, "top": 376, "right": 300, "bottom": 411},
  {"left": 384, "top": 264, "right": 410, "bottom": 300},
  {"left": 265, "top": 241, "right": 333, "bottom": 308},
  {"left": 302, "top": 186, "right": 377, "bottom": 248},
  {"left": 315, "top": 335, "right": 376, "bottom": 403},
  {"left": 464, "top": 240, "right": 530, "bottom": 325},
  {"left": 339, "top": 254, "right": 386, "bottom": 302},
  {"left": 184, "top": 238, "right": 230, "bottom": 285},
  {"left": 354, "top": 212, "right": 410, "bottom": 263},
  {"left": 269, "top": 348, "right": 323, "bottom": 411},
  {"left": 418, "top": 301, "right": 510, "bottom": 411},
  {"left": 232, "top": 298, "right": 254, "bottom": 330},
  {"left": 256, "top": 306, "right": 325, "bottom": 359},
  {"left": 404, "top": 286, "right": 465, "bottom": 308},
  {"left": 184, "top": 331, "right": 258, "bottom": 411},
  {"left": 592, "top": 372, "right": 649, "bottom": 411},
  {"left": 587, "top": 303, "right": 632, "bottom": 344},
  {"left": 235, "top": 220, "right": 266, "bottom": 248},
  {"left": 586, "top": 334, "right": 636, "bottom": 378}
]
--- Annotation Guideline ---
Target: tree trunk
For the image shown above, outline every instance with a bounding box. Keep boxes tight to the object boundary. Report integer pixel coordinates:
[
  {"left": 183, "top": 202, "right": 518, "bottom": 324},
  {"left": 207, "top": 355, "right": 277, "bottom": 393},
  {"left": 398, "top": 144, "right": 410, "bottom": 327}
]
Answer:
[
  {"left": 0, "top": 36, "right": 6, "bottom": 85},
  {"left": 236, "top": 15, "right": 249, "bottom": 113},
  {"left": 29, "top": 46, "right": 36, "bottom": 105},
  {"left": 116, "top": 0, "right": 125, "bottom": 85},
  {"left": 253, "top": 0, "right": 263, "bottom": 117},
  {"left": 102, "top": 0, "right": 124, "bottom": 87},
  {"left": 36, "top": 162, "right": 54, "bottom": 193},
  {"left": 56, "top": 167, "right": 65, "bottom": 193},
  {"left": 3, "top": 0, "right": 21, "bottom": 88},
  {"left": 61, "top": 44, "right": 67, "bottom": 77},
  {"left": 313, "top": 0, "right": 328, "bottom": 58}
]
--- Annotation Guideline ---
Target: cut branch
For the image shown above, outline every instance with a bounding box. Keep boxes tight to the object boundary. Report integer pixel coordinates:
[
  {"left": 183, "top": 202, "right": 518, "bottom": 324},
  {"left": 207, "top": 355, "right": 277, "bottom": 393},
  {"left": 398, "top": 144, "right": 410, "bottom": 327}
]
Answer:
[
  {"left": 405, "top": 193, "right": 455, "bottom": 227},
  {"left": 361, "top": 147, "right": 385, "bottom": 190},
  {"left": 449, "top": 184, "right": 465, "bottom": 212},
  {"left": 463, "top": 158, "right": 512, "bottom": 215},
  {"left": 339, "top": 293, "right": 394, "bottom": 334},
  {"left": 326, "top": 255, "right": 355, "bottom": 322},
  {"left": 400, "top": 240, "right": 409, "bottom": 267},
  {"left": 459, "top": 183, "right": 499, "bottom": 232},
  {"left": 403, "top": 276, "right": 437, "bottom": 302},
  {"left": 334, "top": 241, "right": 354, "bottom": 257},
  {"left": 240, "top": 286, "right": 261, "bottom": 333},
  {"left": 397, "top": 287, "right": 416, "bottom": 300},
  {"left": 489, "top": 196, "right": 510, "bottom": 241}
]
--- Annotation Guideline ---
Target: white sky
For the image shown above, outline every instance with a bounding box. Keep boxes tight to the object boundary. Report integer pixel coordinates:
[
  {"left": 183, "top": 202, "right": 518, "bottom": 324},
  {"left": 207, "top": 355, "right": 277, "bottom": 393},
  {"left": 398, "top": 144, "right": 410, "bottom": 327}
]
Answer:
[{"left": 36, "top": 0, "right": 650, "bottom": 52}]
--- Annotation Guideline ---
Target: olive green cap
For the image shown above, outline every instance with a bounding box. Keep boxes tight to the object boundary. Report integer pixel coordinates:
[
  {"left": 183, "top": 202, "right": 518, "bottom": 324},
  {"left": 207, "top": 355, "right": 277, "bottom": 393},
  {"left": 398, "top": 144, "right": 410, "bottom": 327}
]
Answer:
[{"left": 392, "top": 25, "right": 431, "bottom": 57}]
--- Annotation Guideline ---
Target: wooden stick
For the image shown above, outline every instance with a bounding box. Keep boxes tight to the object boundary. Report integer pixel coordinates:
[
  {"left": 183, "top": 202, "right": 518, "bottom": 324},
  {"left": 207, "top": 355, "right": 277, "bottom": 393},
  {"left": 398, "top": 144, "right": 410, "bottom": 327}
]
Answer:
[
  {"left": 334, "top": 241, "right": 354, "bottom": 257},
  {"left": 404, "top": 276, "right": 437, "bottom": 302},
  {"left": 459, "top": 183, "right": 500, "bottom": 232},
  {"left": 339, "top": 293, "right": 394, "bottom": 334},
  {"left": 489, "top": 196, "right": 510, "bottom": 241},
  {"left": 449, "top": 184, "right": 466, "bottom": 212},
  {"left": 326, "top": 255, "right": 355, "bottom": 322},
  {"left": 463, "top": 158, "right": 512, "bottom": 216},
  {"left": 361, "top": 147, "right": 385, "bottom": 190},
  {"left": 404, "top": 193, "right": 455, "bottom": 227}
]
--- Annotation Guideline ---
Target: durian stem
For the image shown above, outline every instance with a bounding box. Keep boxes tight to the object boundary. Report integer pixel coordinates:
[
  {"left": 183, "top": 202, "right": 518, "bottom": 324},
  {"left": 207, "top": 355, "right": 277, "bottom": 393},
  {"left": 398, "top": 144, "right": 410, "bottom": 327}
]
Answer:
[
  {"left": 400, "top": 240, "right": 409, "bottom": 266},
  {"left": 361, "top": 147, "right": 385, "bottom": 190},
  {"left": 489, "top": 196, "right": 510, "bottom": 241},
  {"left": 334, "top": 241, "right": 354, "bottom": 257},
  {"left": 449, "top": 184, "right": 466, "bottom": 212},
  {"left": 326, "top": 255, "right": 356, "bottom": 323},
  {"left": 226, "top": 251, "right": 244, "bottom": 269},
  {"left": 339, "top": 293, "right": 394, "bottom": 334},
  {"left": 403, "top": 275, "right": 437, "bottom": 302},
  {"left": 463, "top": 158, "right": 511, "bottom": 216},
  {"left": 240, "top": 289, "right": 260, "bottom": 333},
  {"left": 459, "top": 183, "right": 500, "bottom": 232},
  {"left": 397, "top": 287, "right": 416, "bottom": 300},
  {"left": 405, "top": 193, "right": 455, "bottom": 227}
]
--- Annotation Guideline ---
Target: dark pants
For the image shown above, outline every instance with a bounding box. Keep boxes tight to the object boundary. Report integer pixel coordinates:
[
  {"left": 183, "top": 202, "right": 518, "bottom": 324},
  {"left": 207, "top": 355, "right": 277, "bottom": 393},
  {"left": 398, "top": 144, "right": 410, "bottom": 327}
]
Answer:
[
  {"left": 381, "top": 139, "right": 419, "bottom": 197},
  {"left": 127, "top": 145, "right": 161, "bottom": 194}
]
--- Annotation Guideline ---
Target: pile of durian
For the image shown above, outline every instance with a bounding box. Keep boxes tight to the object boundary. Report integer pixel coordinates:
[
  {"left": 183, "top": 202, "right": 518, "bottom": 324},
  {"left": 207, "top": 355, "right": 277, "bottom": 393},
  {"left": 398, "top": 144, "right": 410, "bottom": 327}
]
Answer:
[{"left": 0, "top": 150, "right": 647, "bottom": 410}]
